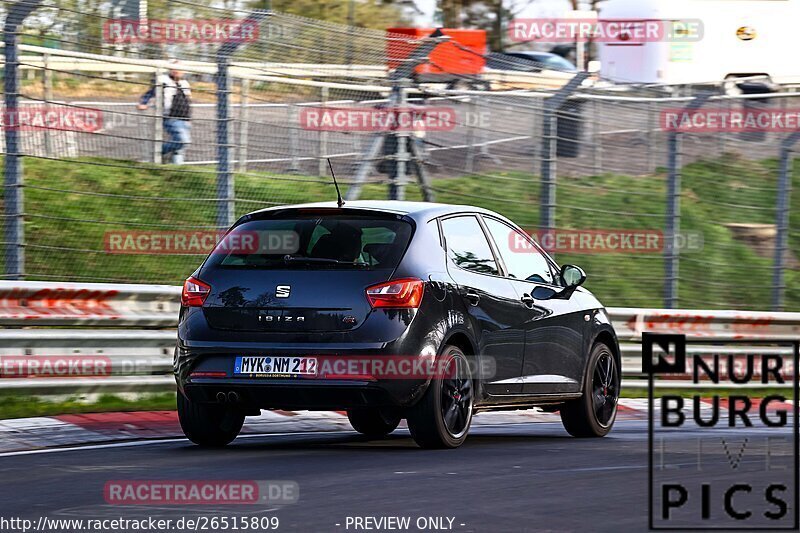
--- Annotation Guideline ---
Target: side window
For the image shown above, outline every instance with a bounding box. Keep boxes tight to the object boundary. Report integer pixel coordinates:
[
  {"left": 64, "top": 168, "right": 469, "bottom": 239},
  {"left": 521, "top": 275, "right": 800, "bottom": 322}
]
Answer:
[
  {"left": 440, "top": 216, "right": 499, "bottom": 276},
  {"left": 483, "top": 217, "right": 554, "bottom": 284}
]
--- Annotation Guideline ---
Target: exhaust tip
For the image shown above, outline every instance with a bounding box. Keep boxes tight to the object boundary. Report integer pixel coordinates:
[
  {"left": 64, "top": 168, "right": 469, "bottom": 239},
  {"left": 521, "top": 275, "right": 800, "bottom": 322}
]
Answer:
[
  {"left": 227, "top": 391, "right": 240, "bottom": 403},
  {"left": 216, "top": 392, "right": 227, "bottom": 403}
]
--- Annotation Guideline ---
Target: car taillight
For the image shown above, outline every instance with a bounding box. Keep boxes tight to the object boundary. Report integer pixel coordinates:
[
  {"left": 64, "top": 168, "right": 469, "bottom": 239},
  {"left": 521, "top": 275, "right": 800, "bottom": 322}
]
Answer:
[
  {"left": 182, "top": 276, "right": 211, "bottom": 307},
  {"left": 189, "top": 371, "right": 227, "bottom": 378},
  {"left": 366, "top": 278, "right": 424, "bottom": 309}
]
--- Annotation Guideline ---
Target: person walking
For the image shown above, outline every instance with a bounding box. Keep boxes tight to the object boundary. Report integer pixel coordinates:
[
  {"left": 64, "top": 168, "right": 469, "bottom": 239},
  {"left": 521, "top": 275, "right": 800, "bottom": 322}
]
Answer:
[{"left": 138, "top": 60, "right": 192, "bottom": 164}]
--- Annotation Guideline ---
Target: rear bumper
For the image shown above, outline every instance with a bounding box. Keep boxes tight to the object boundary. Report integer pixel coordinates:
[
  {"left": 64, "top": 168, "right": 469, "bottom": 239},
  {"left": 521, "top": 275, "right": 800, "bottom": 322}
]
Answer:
[
  {"left": 175, "top": 296, "right": 444, "bottom": 410},
  {"left": 181, "top": 377, "right": 423, "bottom": 410},
  {"left": 175, "top": 347, "right": 433, "bottom": 409}
]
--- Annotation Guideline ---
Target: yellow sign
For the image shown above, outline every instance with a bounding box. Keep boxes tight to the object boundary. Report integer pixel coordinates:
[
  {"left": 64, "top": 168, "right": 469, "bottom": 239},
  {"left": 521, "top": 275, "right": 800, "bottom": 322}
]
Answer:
[{"left": 736, "top": 26, "right": 756, "bottom": 41}]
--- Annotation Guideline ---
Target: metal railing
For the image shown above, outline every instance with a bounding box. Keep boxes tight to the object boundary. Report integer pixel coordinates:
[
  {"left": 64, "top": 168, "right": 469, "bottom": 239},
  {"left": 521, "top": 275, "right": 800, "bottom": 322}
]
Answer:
[{"left": 0, "top": 281, "right": 796, "bottom": 395}]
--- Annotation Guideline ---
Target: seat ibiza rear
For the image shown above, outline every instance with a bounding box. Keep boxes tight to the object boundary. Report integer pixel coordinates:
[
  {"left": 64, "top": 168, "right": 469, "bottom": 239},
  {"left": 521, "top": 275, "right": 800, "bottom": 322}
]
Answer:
[{"left": 175, "top": 201, "right": 621, "bottom": 448}]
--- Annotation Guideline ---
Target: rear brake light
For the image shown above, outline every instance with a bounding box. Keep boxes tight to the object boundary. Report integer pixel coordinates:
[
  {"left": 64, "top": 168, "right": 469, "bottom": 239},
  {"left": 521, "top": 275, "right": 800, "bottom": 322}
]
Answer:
[
  {"left": 189, "top": 371, "right": 227, "bottom": 378},
  {"left": 324, "top": 373, "right": 377, "bottom": 382},
  {"left": 366, "top": 278, "right": 424, "bottom": 309},
  {"left": 182, "top": 276, "right": 211, "bottom": 307}
]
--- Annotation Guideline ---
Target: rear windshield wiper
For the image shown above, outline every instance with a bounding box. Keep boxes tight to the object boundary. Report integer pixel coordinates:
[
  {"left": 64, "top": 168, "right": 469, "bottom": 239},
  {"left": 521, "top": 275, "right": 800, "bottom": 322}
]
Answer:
[{"left": 282, "top": 255, "right": 370, "bottom": 268}]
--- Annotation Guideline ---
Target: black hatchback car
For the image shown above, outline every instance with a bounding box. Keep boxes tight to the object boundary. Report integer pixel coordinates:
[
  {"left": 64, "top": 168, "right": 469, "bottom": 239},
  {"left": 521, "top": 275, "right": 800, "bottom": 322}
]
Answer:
[{"left": 175, "top": 201, "right": 621, "bottom": 448}]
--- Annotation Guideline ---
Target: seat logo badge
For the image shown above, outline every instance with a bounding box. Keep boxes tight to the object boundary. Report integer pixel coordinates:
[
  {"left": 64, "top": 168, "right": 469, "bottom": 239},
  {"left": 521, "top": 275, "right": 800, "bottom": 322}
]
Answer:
[{"left": 276, "top": 285, "right": 291, "bottom": 298}]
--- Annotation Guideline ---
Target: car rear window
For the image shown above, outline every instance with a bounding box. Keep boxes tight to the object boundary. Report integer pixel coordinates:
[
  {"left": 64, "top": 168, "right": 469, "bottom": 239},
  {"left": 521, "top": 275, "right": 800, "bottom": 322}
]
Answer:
[{"left": 204, "top": 215, "right": 413, "bottom": 270}]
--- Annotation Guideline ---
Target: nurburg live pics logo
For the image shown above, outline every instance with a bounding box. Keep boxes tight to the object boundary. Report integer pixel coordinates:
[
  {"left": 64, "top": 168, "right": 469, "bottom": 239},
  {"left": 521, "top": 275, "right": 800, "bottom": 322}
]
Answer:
[{"left": 644, "top": 333, "right": 799, "bottom": 530}]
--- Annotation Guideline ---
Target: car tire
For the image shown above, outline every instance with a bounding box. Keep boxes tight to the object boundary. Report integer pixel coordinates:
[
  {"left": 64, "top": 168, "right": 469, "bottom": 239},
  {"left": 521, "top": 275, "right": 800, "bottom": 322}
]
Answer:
[
  {"left": 406, "top": 345, "right": 474, "bottom": 449},
  {"left": 177, "top": 392, "right": 245, "bottom": 447},
  {"left": 560, "top": 342, "right": 620, "bottom": 437},
  {"left": 347, "top": 408, "right": 401, "bottom": 438}
]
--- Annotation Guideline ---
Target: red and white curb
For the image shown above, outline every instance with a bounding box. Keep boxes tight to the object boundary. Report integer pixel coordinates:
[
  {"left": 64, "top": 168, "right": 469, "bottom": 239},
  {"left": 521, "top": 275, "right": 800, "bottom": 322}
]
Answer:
[{"left": 0, "top": 398, "right": 792, "bottom": 453}]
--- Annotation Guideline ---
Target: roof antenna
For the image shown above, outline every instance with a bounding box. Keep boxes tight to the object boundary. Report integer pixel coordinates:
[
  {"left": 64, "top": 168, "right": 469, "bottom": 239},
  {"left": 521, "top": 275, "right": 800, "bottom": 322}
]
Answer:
[{"left": 327, "top": 158, "right": 345, "bottom": 208}]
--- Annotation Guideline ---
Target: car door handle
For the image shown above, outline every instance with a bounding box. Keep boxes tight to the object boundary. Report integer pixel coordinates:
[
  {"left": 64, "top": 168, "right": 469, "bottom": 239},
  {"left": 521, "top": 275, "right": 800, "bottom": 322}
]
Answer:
[
  {"left": 520, "top": 293, "right": 535, "bottom": 308},
  {"left": 465, "top": 290, "right": 481, "bottom": 306}
]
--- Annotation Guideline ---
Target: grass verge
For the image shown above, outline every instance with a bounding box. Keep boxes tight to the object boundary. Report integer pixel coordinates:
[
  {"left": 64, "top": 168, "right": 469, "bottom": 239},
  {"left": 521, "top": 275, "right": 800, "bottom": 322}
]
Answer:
[{"left": 0, "top": 392, "right": 176, "bottom": 420}]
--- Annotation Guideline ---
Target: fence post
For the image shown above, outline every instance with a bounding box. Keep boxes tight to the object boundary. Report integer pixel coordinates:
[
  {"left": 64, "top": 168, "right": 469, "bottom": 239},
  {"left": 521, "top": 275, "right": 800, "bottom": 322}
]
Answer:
[
  {"left": 540, "top": 107, "right": 556, "bottom": 232},
  {"left": 646, "top": 100, "right": 656, "bottom": 174},
  {"left": 772, "top": 131, "right": 800, "bottom": 311},
  {"left": 465, "top": 96, "right": 476, "bottom": 174},
  {"left": 664, "top": 131, "right": 682, "bottom": 309},
  {"left": 215, "top": 57, "right": 234, "bottom": 226},
  {"left": 318, "top": 86, "right": 329, "bottom": 177},
  {"left": 539, "top": 72, "right": 590, "bottom": 234},
  {"left": 42, "top": 53, "right": 53, "bottom": 156},
  {"left": 3, "top": 0, "right": 43, "bottom": 280},
  {"left": 717, "top": 96, "right": 729, "bottom": 156},
  {"left": 390, "top": 83, "right": 409, "bottom": 201},
  {"left": 477, "top": 96, "right": 501, "bottom": 165},
  {"left": 288, "top": 104, "right": 300, "bottom": 173},
  {"left": 236, "top": 78, "right": 249, "bottom": 173},
  {"left": 663, "top": 93, "right": 712, "bottom": 308},
  {"left": 215, "top": 9, "right": 270, "bottom": 228},
  {"left": 592, "top": 97, "right": 602, "bottom": 175},
  {"left": 152, "top": 67, "right": 163, "bottom": 164}
]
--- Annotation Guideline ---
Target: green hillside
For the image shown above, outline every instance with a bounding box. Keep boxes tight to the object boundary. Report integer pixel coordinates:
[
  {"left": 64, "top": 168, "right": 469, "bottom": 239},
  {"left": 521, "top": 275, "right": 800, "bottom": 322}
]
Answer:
[{"left": 2, "top": 154, "right": 797, "bottom": 310}]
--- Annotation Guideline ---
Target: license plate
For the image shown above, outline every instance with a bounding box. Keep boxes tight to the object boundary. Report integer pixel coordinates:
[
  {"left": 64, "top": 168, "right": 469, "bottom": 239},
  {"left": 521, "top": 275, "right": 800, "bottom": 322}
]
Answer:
[{"left": 234, "top": 356, "right": 317, "bottom": 377}]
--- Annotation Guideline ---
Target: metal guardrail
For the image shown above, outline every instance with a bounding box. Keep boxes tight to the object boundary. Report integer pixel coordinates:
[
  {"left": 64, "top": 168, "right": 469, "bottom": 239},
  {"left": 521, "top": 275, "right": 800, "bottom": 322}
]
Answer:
[
  {"left": 0, "top": 280, "right": 180, "bottom": 327},
  {"left": 0, "top": 282, "right": 797, "bottom": 394},
  {"left": 613, "top": 307, "right": 800, "bottom": 342}
]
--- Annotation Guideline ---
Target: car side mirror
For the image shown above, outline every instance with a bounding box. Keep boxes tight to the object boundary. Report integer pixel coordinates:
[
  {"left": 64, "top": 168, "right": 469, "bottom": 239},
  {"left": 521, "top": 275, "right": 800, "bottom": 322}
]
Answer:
[
  {"left": 556, "top": 264, "right": 586, "bottom": 299},
  {"left": 561, "top": 264, "right": 586, "bottom": 288},
  {"left": 529, "top": 265, "right": 586, "bottom": 301}
]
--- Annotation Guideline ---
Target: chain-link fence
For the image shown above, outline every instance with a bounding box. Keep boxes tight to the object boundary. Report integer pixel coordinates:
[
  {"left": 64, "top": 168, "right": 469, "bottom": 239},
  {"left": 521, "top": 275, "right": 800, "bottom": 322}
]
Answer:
[{"left": 1, "top": 0, "right": 798, "bottom": 311}]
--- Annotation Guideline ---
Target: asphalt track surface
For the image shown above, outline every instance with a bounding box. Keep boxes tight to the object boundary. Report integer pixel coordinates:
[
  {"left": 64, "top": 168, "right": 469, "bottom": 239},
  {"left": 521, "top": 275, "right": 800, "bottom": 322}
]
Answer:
[{"left": 0, "top": 419, "right": 797, "bottom": 532}]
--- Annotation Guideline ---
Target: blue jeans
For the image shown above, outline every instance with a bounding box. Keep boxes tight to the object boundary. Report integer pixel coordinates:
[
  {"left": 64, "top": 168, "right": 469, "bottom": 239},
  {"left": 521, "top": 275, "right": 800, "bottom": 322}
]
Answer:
[{"left": 162, "top": 118, "right": 191, "bottom": 164}]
